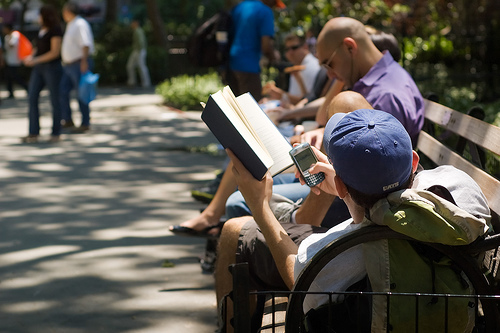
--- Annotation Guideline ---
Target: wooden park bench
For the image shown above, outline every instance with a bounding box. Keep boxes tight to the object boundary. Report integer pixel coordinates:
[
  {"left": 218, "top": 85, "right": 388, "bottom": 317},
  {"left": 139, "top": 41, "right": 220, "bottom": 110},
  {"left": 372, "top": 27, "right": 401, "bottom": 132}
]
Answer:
[{"left": 228, "top": 97, "right": 500, "bottom": 333}]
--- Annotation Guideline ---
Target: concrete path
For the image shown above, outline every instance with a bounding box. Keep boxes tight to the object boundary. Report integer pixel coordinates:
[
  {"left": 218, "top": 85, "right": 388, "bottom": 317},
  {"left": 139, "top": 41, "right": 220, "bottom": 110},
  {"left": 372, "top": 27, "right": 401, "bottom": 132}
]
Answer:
[{"left": 0, "top": 87, "right": 224, "bottom": 332}]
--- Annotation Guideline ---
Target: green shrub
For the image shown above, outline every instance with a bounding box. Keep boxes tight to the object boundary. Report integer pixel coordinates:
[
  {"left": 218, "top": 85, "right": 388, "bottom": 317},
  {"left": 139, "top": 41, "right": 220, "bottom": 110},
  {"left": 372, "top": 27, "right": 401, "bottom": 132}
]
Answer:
[
  {"left": 94, "top": 43, "right": 130, "bottom": 84},
  {"left": 155, "top": 72, "right": 224, "bottom": 111}
]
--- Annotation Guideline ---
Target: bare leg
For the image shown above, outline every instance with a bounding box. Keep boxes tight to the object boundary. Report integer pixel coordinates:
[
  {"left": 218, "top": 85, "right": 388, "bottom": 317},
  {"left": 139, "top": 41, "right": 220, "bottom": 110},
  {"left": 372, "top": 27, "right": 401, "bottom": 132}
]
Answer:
[
  {"left": 215, "top": 216, "right": 253, "bottom": 333},
  {"left": 170, "top": 161, "right": 237, "bottom": 234}
]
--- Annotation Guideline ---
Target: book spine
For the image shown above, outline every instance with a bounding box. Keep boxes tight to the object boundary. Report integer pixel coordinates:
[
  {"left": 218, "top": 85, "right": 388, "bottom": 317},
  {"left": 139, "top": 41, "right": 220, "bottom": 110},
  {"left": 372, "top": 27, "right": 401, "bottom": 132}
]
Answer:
[{"left": 202, "top": 96, "right": 268, "bottom": 180}]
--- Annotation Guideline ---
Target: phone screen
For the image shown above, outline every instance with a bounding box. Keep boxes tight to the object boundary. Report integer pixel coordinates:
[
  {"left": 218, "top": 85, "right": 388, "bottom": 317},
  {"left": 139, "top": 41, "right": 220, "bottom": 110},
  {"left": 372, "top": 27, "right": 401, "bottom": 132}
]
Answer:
[{"left": 294, "top": 148, "right": 317, "bottom": 172}]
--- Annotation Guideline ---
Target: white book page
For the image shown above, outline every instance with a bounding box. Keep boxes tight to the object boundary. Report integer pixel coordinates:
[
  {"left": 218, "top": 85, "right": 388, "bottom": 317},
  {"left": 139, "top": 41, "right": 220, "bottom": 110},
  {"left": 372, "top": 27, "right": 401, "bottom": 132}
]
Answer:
[
  {"left": 222, "top": 87, "right": 268, "bottom": 152},
  {"left": 211, "top": 91, "right": 274, "bottom": 169},
  {"left": 235, "top": 93, "right": 293, "bottom": 175}
]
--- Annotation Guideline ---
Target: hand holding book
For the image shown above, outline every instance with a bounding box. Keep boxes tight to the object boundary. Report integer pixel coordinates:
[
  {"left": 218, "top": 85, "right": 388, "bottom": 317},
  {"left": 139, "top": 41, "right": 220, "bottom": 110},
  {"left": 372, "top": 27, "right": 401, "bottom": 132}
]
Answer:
[{"left": 201, "top": 86, "right": 294, "bottom": 180}]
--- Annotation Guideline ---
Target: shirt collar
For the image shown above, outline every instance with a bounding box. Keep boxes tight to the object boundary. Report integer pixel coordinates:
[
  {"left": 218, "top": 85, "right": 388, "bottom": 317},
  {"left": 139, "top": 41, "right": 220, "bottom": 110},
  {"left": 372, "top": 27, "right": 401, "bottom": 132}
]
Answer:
[{"left": 353, "top": 51, "right": 394, "bottom": 89}]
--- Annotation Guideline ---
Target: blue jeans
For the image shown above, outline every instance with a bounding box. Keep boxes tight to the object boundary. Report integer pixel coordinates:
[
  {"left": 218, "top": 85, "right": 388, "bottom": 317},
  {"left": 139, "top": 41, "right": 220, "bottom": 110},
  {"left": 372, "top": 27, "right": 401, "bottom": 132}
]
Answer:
[
  {"left": 225, "top": 173, "right": 311, "bottom": 219},
  {"left": 60, "top": 58, "right": 94, "bottom": 126},
  {"left": 28, "top": 61, "right": 63, "bottom": 136}
]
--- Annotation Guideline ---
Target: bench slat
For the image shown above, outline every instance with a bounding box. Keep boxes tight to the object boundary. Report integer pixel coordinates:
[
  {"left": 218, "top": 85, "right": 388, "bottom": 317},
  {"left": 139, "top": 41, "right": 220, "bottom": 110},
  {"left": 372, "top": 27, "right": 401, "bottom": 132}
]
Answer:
[
  {"left": 417, "top": 131, "right": 500, "bottom": 216},
  {"left": 424, "top": 99, "right": 500, "bottom": 156}
]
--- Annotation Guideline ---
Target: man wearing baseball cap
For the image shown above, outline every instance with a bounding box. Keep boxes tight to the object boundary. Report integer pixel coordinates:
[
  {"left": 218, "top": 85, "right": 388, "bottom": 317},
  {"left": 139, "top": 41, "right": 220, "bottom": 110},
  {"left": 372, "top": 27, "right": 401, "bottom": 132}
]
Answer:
[
  {"left": 225, "top": 108, "right": 419, "bottom": 289},
  {"left": 219, "top": 108, "right": 489, "bottom": 331}
]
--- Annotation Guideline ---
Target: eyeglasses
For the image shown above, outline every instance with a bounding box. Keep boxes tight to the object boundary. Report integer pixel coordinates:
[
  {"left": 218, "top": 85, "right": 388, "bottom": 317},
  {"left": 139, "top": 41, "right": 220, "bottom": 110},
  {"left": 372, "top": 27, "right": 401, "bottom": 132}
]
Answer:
[
  {"left": 321, "top": 42, "right": 343, "bottom": 71},
  {"left": 285, "top": 44, "right": 302, "bottom": 52}
]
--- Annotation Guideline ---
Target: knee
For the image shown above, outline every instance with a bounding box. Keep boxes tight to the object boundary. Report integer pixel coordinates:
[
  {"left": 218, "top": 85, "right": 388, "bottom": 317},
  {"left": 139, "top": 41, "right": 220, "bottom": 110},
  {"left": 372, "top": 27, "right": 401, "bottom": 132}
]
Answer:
[
  {"left": 220, "top": 217, "right": 249, "bottom": 239},
  {"left": 219, "top": 216, "right": 252, "bottom": 250}
]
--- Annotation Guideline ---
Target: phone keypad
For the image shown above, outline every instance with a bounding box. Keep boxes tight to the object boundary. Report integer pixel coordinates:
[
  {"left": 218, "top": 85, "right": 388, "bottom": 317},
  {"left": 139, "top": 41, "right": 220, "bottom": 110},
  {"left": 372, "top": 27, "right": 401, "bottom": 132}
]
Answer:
[{"left": 304, "top": 171, "right": 325, "bottom": 187}]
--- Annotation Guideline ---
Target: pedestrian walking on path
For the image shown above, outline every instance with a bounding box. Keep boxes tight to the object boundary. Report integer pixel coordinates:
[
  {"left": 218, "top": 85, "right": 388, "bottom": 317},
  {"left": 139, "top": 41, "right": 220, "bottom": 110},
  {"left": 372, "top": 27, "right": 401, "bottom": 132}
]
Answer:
[{"left": 126, "top": 19, "right": 151, "bottom": 88}]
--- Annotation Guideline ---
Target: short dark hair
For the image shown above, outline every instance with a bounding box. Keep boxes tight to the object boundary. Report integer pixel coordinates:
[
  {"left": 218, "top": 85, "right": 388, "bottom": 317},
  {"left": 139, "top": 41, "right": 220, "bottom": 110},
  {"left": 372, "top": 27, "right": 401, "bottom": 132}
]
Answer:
[
  {"left": 365, "top": 26, "right": 402, "bottom": 62},
  {"left": 346, "top": 172, "right": 415, "bottom": 210},
  {"left": 40, "top": 5, "right": 60, "bottom": 29},
  {"left": 284, "top": 32, "right": 305, "bottom": 46},
  {"left": 64, "top": 2, "right": 79, "bottom": 15}
]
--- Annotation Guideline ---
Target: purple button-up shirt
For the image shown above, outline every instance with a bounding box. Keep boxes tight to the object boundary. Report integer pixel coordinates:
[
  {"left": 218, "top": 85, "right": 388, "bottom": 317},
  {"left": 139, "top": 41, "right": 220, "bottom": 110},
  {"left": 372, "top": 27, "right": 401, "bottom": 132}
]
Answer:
[{"left": 353, "top": 52, "right": 424, "bottom": 147}]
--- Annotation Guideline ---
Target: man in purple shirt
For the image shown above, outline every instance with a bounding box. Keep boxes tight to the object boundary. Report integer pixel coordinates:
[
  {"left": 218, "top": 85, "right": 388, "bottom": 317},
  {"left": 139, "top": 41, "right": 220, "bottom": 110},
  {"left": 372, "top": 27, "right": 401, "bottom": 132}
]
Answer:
[{"left": 316, "top": 17, "right": 424, "bottom": 147}]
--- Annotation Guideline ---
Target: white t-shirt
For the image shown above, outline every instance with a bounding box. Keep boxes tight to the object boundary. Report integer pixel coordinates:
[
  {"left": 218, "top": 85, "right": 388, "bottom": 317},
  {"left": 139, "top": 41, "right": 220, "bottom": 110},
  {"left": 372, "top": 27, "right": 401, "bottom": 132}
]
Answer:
[
  {"left": 288, "top": 53, "right": 321, "bottom": 97},
  {"left": 294, "top": 165, "right": 490, "bottom": 313},
  {"left": 61, "top": 16, "right": 95, "bottom": 63},
  {"left": 4, "top": 32, "right": 20, "bottom": 66}
]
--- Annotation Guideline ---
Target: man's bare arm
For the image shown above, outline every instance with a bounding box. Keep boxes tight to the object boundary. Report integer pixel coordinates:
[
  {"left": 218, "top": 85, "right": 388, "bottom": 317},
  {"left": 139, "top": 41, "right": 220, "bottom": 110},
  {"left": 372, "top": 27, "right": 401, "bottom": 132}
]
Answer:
[
  {"left": 261, "top": 36, "right": 275, "bottom": 63},
  {"left": 315, "top": 80, "right": 344, "bottom": 126},
  {"left": 227, "top": 149, "right": 298, "bottom": 290},
  {"left": 279, "top": 97, "right": 325, "bottom": 121}
]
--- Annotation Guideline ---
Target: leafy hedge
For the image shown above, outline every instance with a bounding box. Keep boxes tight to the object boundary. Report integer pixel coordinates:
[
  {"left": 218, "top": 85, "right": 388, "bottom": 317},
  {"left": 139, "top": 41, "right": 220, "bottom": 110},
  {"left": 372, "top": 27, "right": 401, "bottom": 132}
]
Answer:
[{"left": 155, "top": 72, "right": 224, "bottom": 111}]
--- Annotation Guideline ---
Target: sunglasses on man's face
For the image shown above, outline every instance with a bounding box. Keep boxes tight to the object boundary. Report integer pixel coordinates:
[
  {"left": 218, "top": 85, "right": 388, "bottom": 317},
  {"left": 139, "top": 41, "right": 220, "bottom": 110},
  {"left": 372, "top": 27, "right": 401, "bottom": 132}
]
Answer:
[
  {"left": 320, "top": 42, "right": 344, "bottom": 71},
  {"left": 285, "top": 44, "right": 302, "bottom": 52}
]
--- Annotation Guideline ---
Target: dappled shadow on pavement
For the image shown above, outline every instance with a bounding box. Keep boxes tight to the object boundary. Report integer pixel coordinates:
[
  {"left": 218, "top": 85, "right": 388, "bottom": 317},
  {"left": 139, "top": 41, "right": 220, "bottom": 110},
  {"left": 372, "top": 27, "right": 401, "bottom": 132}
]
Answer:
[{"left": 0, "top": 96, "right": 224, "bottom": 333}]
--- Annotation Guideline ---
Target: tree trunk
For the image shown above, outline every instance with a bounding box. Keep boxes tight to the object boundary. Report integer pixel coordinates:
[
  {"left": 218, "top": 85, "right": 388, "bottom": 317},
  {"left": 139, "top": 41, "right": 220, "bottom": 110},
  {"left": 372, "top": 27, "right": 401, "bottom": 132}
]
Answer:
[
  {"left": 19, "top": 0, "right": 29, "bottom": 31},
  {"left": 145, "top": 0, "right": 169, "bottom": 48},
  {"left": 104, "top": 0, "right": 118, "bottom": 23}
]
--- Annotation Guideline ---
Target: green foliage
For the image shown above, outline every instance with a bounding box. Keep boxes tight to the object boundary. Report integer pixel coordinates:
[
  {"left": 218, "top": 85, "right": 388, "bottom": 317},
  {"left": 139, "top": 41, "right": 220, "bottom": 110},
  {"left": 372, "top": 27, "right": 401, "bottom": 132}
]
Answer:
[
  {"left": 94, "top": 44, "right": 129, "bottom": 84},
  {"left": 155, "top": 72, "right": 224, "bottom": 111},
  {"left": 93, "top": 23, "right": 170, "bottom": 84},
  {"left": 93, "top": 24, "right": 132, "bottom": 84},
  {"left": 145, "top": 46, "right": 170, "bottom": 84},
  {"left": 123, "top": 0, "right": 225, "bottom": 38},
  {"left": 403, "top": 35, "right": 454, "bottom": 65}
]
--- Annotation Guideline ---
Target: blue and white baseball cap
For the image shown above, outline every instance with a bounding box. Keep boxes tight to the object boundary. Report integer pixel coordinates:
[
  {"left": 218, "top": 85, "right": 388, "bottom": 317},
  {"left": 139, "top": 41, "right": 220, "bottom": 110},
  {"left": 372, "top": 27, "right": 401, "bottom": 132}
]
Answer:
[{"left": 323, "top": 109, "right": 413, "bottom": 195}]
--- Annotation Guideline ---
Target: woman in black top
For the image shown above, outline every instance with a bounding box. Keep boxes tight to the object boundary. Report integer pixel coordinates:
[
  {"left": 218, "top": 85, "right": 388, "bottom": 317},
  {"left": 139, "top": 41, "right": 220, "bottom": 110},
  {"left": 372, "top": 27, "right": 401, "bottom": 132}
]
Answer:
[{"left": 22, "top": 4, "right": 63, "bottom": 143}]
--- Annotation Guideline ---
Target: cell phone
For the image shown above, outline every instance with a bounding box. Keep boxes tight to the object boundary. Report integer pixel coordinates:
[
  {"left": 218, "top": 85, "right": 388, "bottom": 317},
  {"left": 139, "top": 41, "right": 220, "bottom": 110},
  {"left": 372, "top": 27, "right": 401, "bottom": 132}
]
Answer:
[{"left": 289, "top": 143, "right": 325, "bottom": 187}]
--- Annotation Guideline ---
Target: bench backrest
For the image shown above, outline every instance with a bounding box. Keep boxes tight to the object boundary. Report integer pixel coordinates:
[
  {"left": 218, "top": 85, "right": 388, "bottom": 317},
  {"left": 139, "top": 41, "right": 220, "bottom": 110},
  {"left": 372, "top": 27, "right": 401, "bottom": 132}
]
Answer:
[{"left": 417, "top": 99, "right": 500, "bottom": 219}]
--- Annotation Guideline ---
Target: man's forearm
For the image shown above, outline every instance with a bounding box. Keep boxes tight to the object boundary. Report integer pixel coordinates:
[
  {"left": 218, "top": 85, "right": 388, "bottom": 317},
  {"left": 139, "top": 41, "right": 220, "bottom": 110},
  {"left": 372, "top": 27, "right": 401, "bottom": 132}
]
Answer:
[
  {"left": 80, "top": 46, "right": 90, "bottom": 72},
  {"left": 252, "top": 204, "right": 298, "bottom": 290},
  {"left": 280, "top": 103, "right": 321, "bottom": 121},
  {"left": 261, "top": 36, "right": 275, "bottom": 63},
  {"left": 82, "top": 46, "right": 89, "bottom": 59}
]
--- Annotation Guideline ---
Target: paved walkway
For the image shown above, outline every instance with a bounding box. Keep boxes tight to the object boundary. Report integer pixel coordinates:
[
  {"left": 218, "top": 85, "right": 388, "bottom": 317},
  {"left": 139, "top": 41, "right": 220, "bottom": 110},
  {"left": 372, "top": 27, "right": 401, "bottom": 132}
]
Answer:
[{"left": 0, "top": 87, "right": 224, "bottom": 332}]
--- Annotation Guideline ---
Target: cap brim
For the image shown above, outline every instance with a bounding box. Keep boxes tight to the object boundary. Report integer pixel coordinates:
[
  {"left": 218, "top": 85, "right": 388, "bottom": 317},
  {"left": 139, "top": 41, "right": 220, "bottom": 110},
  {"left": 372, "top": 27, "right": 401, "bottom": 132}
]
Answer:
[
  {"left": 275, "top": 0, "right": 286, "bottom": 9},
  {"left": 323, "top": 112, "right": 347, "bottom": 154}
]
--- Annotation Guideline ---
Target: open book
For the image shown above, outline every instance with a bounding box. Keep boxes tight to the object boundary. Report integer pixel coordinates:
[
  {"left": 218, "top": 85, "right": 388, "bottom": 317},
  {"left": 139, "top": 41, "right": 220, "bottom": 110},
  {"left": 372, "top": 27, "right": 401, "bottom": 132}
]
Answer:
[{"left": 202, "top": 86, "right": 294, "bottom": 180}]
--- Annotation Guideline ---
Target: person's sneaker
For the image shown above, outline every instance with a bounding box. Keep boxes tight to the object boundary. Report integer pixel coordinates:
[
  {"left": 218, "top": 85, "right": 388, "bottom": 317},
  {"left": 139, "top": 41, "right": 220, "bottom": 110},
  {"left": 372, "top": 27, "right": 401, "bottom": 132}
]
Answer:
[
  {"left": 21, "top": 134, "right": 39, "bottom": 143},
  {"left": 71, "top": 125, "right": 90, "bottom": 133},
  {"left": 47, "top": 135, "right": 61, "bottom": 143},
  {"left": 191, "top": 170, "right": 224, "bottom": 203},
  {"left": 61, "top": 119, "right": 75, "bottom": 128}
]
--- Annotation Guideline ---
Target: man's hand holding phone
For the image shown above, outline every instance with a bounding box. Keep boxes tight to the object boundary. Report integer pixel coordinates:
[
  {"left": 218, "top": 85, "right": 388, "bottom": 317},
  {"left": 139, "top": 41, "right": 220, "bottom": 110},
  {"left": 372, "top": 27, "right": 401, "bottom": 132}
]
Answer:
[{"left": 293, "top": 144, "right": 339, "bottom": 196}]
